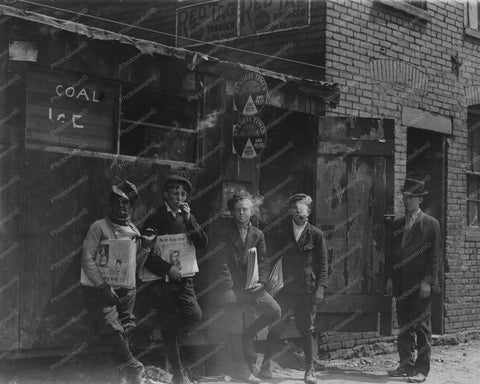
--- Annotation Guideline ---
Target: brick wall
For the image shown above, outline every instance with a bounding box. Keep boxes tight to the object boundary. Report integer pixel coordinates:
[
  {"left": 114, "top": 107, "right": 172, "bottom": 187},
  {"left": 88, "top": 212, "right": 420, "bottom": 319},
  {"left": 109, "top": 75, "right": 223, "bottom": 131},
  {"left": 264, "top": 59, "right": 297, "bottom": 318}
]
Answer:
[{"left": 323, "top": 0, "right": 476, "bottom": 333}]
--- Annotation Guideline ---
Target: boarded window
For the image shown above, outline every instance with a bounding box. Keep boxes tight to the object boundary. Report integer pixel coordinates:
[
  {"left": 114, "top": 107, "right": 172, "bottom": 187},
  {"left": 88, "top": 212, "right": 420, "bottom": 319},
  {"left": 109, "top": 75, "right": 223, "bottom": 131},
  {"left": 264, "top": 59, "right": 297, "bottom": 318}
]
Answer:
[
  {"left": 467, "top": 107, "right": 480, "bottom": 226},
  {"left": 466, "top": 0, "right": 480, "bottom": 30}
]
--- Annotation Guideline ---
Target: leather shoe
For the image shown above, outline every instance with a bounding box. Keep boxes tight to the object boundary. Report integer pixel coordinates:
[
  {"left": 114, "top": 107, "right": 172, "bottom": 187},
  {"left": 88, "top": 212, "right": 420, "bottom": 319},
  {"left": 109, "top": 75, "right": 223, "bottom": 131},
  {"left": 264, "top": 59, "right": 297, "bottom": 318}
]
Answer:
[
  {"left": 387, "top": 365, "right": 415, "bottom": 377},
  {"left": 407, "top": 373, "right": 427, "bottom": 383},
  {"left": 304, "top": 365, "right": 317, "bottom": 384}
]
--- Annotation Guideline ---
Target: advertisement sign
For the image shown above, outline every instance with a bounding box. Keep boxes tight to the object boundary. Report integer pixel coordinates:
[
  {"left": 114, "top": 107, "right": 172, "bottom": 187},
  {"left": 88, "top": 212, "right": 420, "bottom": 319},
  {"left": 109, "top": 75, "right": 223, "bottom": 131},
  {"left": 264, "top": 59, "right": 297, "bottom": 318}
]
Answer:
[
  {"left": 176, "top": 0, "right": 237, "bottom": 47},
  {"left": 232, "top": 116, "right": 267, "bottom": 159}
]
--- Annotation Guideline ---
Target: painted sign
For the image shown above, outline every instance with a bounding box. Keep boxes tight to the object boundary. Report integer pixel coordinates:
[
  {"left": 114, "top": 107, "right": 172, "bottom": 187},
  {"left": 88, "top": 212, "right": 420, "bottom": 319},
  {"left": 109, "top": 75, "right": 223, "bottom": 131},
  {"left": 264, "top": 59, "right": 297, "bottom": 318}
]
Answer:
[
  {"left": 176, "top": 0, "right": 310, "bottom": 46},
  {"left": 239, "top": 0, "right": 310, "bottom": 36},
  {"left": 232, "top": 116, "right": 267, "bottom": 159},
  {"left": 26, "top": 68, "right": 116, "bottom": 151},
  {"left": 176, "top": 0, "right": 237, "bottom": 47},
  {"left": 234, "top": 72, "right": 268, "bottom": 116}
]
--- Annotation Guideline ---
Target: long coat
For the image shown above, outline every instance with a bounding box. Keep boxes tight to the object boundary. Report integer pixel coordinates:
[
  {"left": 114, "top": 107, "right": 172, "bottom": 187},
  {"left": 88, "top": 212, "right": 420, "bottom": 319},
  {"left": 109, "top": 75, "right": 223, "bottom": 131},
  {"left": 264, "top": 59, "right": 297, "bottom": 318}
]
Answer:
[
  {"left": 386, "top": 210, "right": 442, "bottom": 297},
  {"left": 216, "top": 218, "right": 270, "bottom": 291},
  {"left": 269, "top": 221, "right": 328, "bottom": 294}
]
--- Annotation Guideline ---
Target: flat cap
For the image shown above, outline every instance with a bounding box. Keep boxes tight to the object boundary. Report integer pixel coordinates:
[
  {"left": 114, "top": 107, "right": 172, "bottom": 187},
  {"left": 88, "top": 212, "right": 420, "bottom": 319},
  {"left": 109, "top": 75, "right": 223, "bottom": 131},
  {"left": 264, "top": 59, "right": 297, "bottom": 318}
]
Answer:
[
  {"left": 111, "top": 180, "right": 139, "bottom": 204},
  {"left": 288, "top": 193, "right": 312, "bottom": 206},
  {"left": 164, "top": 174, "right": 192, "bottom": 193}
]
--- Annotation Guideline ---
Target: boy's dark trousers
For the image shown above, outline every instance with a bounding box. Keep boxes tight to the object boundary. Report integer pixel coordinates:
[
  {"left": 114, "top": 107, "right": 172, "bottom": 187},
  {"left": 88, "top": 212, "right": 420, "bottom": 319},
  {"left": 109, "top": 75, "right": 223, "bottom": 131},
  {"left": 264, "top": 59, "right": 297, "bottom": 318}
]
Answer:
[
  {"left": 262, "top": 289, "right": 317, "bottom": 370},
  {"left": 152, "top": 277, "right": 202, "bottom": 375}
]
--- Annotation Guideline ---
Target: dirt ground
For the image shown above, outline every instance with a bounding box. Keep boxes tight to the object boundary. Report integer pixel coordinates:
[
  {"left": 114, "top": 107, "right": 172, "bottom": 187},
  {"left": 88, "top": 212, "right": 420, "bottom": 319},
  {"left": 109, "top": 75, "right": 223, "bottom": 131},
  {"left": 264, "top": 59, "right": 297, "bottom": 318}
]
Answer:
[{"left": 0, "top": 339, "right": 479, "bottom": 384}]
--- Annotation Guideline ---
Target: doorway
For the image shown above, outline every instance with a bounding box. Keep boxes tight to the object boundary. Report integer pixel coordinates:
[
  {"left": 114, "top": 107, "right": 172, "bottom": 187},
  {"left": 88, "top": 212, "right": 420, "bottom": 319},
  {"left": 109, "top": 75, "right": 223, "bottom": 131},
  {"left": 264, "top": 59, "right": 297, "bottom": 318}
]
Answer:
[{"left": 406, "top": 127, "right": 446, "bottom": 334}]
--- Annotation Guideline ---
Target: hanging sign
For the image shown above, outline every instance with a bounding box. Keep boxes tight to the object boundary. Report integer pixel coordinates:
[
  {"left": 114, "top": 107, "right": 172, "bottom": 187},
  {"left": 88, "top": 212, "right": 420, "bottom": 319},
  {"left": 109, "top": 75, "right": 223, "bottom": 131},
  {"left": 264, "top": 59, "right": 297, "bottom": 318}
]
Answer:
[
  {"left": 234, "top": 72, "right": 268, "bottom": 116},
  {"left": 232, "top": 116, "right": 267, "bottom": 159}
]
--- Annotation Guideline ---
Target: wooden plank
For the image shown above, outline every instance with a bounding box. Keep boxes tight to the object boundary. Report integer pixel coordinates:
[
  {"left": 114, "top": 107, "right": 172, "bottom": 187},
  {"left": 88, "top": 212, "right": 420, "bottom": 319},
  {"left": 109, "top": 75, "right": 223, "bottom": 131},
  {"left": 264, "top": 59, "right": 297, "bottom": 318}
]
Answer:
[
  {"left": 371, "top": 157, "right": 387, "bottom": 295},
  {"left": 0, "top": 57, "right": 25, "bottom": 351},
  {"left": 316, "top": 155, "right": 348, "bottom": 293},
  {"left": 346, "top": 156, "right": 374, "bottom": 294},
  {"left": 318, "top": 139, "right": 394, "bottom": 157}
]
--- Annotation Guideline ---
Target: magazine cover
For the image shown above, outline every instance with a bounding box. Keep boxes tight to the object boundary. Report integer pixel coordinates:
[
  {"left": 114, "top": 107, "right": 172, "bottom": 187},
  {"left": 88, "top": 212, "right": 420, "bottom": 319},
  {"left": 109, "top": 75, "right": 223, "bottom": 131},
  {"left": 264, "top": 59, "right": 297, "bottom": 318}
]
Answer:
[
  {"left": 140, "top": 233, "right": 198, "bottom": 281},
  {"left": 81, "top": 238, "right": 136, "bottom": 288}
]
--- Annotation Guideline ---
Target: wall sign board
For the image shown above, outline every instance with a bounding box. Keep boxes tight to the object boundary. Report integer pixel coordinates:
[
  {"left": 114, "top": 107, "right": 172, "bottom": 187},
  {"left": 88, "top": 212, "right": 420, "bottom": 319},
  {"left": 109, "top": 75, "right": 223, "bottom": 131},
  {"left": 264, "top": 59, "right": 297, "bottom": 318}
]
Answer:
[
  {"left": 176, "top": 0, "right": 310, "bottom": 47},
  {"left": 26, "top": 68, "right": 117, "bottom": 152},
  {"left": 232, "top": 116, "right": 267, "bottom": 159},
  {"left": 234, "top": 72, "right": 268, "bottom": 116}
]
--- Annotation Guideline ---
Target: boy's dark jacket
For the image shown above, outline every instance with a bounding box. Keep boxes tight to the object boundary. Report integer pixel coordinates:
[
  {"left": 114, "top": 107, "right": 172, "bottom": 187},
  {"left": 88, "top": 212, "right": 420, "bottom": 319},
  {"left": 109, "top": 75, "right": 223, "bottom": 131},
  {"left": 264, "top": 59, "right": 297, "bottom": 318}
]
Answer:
[
  {"left": 269, "top": 220, "right": 328, "bottom": 294},
  {"left": 385, "top": 210, "right": 442, "bottom": 296},
  {"left": 216, "top": 218, "right": 270, "bottom": 291},
  {"left": 142, "top": 204, "right": 208, "bottom": 276}
]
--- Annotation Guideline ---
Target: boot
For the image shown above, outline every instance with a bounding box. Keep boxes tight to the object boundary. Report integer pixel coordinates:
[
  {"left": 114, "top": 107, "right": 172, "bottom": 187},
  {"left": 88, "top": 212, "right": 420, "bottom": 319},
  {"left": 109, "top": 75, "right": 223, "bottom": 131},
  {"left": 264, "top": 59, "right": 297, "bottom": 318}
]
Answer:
[
  {"left": 104, "top": 332, "right": 144, "bottom": 384},
  {"left": 303, "top": 334, "right": 316, "bottom": 384},
  {"left": 125, "top": 357, "right": 145, "bottom": 384}
]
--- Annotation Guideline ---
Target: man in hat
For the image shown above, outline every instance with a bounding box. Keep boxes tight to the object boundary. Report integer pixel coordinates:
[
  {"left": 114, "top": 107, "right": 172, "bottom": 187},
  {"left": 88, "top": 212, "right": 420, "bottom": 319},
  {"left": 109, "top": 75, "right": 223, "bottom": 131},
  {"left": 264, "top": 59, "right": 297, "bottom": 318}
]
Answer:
[
  {"left": 81, "top": 180, "right": 154, "bottom": 384},
  {"left": 142, "top": 174, "right": 208, "bottom": 384},
  {"left": 386, "top": 178, "right": 442, "bottom": 383},
  {"left": 259, "top": 193, "right": 328, "bottom": 384},
  {"left": 214, "top": 192, "right": 281, "bottom": 382}
]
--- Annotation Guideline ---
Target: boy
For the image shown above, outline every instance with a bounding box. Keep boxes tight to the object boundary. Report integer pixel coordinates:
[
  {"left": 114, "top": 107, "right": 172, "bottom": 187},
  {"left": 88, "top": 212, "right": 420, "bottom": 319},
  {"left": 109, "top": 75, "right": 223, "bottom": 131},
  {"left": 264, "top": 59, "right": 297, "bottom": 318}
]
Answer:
[{"left": 142, "top": 174, "right": 208, "bottom": 384}]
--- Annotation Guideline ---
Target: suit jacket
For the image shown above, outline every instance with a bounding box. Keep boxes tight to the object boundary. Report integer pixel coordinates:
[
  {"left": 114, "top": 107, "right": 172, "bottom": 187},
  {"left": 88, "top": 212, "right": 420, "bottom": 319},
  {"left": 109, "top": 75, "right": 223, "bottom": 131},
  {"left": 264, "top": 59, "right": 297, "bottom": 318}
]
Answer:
[
  {"left": 142, "top": 203, "right": 208, "bottom": 277},
  {"left": 216, "top": 218, "right": 270, "bottom": 291},
  {"left": 270, "top": 221, "right": 328, "bottom": 294},
  {"left": 386, "top": 210, "right": 442, "bottom": 297}
]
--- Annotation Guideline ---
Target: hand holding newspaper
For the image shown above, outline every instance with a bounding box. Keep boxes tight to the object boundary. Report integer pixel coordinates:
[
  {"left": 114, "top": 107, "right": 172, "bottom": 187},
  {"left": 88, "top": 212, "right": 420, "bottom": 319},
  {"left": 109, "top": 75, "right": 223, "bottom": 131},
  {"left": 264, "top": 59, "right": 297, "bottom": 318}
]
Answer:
[
  {"left": 81, "top": 239, "right": 136, "bottom": 288},
  {"left": 140, "top": 233, "right": 199, "bottom": 281}
]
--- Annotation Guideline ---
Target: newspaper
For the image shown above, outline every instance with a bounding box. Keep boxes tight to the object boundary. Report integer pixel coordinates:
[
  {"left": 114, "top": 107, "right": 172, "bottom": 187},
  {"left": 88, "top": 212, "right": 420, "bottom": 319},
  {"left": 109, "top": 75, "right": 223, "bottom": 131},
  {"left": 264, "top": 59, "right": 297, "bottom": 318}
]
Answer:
[
  {"left": 245, "top": 247, "right": 259, "bottom": 290},
  {"left": 81, "top": 238, "right": 136, "bottom": 288},
  {"left": 140, "top": 233, "right": 198, "bottom": 281},
  {"left": 267, "top": 258, "right": 284, "bottom": 296}
]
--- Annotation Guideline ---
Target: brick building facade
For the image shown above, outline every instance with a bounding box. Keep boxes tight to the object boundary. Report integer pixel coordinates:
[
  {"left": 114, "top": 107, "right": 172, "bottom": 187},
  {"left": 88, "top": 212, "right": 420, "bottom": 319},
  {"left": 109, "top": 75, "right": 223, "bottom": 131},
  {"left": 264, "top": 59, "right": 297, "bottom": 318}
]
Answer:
[
  {"left": 166, "top": 0, "right": 479, "bottom": 335},
  {"left": 7, "top": 0, "right": 480, "bottom": 339}
]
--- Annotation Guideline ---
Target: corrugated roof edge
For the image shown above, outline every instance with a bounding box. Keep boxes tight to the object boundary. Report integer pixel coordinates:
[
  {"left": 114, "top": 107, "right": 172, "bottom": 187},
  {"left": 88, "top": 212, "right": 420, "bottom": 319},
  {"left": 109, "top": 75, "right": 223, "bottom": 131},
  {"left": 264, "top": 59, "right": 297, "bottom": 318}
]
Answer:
[{"left": 0, "top": 4, "right": 340, "bottom": 107}]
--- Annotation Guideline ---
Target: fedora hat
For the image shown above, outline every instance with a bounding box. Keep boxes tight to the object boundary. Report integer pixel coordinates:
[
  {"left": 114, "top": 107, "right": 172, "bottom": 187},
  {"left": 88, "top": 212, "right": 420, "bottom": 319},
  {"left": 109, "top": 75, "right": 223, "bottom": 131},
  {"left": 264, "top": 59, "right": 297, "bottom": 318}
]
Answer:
[{"left": 401, "top": 178, "right": 428, "bottom": 196}]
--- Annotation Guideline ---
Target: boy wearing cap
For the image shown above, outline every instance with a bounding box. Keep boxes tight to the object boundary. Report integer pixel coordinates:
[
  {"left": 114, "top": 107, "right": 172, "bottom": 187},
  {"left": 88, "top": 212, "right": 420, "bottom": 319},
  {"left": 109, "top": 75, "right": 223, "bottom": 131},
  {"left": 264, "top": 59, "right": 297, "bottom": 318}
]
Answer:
[
  {"left": 214, "top": 192, "right": 281, "bottom": 382},
  {"left": 385, "top": 179, "right": 442, "bottom": 383},
  {"left": 81, "top": 181, "right": 153, "bottom": 384},
  {"left": 259, "top": 193, "right": 327, "bottom": 384},
  {"left": 142, "top": 174, "right": 207, "bottom": 384}
]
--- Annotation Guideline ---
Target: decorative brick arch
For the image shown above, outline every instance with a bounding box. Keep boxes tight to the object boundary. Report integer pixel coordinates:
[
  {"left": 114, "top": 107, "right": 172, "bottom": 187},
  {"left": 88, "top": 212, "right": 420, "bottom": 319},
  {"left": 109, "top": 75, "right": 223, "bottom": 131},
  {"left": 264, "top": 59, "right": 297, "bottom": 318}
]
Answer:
[
  {"left": 369, "top": 59, "right": 429, "bottom": 95},
  {"left": 464, "top": 85, "right": 480, "bottom": 106}
]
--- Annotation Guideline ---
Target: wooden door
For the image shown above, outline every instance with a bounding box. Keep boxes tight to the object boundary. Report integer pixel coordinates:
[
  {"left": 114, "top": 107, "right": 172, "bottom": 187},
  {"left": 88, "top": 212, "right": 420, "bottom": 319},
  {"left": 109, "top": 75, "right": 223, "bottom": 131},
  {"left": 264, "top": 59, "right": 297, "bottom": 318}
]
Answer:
[{"left": 315, "top": 117, "right": 394, "bottom": 335}]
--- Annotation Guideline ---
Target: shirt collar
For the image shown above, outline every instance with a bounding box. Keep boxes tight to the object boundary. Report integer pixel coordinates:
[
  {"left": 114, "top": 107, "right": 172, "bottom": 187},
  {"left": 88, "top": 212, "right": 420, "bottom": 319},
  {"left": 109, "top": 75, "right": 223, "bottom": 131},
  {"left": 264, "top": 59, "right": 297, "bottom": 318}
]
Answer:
[
  {"left": 235, "top": 221, "right": 251, "bottom": 231},
  {"left": 292, "top": 220, "right": 308, "bottom": 232},
  {"left": 165, "top": 202, "right": 181, "bottom": 216},
  {"left": 407, "top": 209, "right": 421, "bottom": 220}
]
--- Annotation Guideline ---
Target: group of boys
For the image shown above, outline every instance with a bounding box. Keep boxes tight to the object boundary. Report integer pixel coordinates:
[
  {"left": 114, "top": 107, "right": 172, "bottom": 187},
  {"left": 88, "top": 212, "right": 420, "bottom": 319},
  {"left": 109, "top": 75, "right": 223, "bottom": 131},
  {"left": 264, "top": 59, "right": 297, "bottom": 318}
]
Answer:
[{"left": 81, "top": 175, "right": 441, "bottom": 384}]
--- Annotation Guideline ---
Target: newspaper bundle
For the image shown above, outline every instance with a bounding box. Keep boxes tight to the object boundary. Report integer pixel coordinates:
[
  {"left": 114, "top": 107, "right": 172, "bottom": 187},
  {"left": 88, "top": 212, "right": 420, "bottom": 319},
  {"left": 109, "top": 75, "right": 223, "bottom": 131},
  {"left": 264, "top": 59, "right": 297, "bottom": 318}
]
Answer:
[
  {"left": 244, "top": 247, "right": 259, "bottom": 289},
  {"left": 81, "top": 238, "right": 136, "bottom": 288},
  {"left": 140, "top": 233, "right": 199, "bottom": 281}
]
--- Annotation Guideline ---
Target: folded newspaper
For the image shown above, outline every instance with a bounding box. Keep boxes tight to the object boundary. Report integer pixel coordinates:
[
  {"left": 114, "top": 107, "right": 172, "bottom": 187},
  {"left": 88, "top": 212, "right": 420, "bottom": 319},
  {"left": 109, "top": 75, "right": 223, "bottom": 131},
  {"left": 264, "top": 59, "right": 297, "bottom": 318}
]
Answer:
[
  {"left": 81, "top": 238, "right": 136, "bottom": 288},
  {"left": 245, "top": 247, "right": 259, "bottom": 290},
  {"left": 140, "top": 233, "right": 199, "bottom": 281},
  {"left": 267, "top": 258, "right": 284, "bottom": 296}
]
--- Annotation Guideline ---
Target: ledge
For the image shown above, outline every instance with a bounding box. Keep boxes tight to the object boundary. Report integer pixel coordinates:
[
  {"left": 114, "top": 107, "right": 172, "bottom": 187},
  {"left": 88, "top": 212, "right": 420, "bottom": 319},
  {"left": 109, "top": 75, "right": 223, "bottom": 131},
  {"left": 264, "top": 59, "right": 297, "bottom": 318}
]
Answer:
[
  {"left": 465, "top": 227, "right": 480, "bottom": 242},
  {"left": 465, "top": 27, "right": 480, "bottom": 41},
  {"left": 377, "top": 0, "right": 432, "bottom": 22}
]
